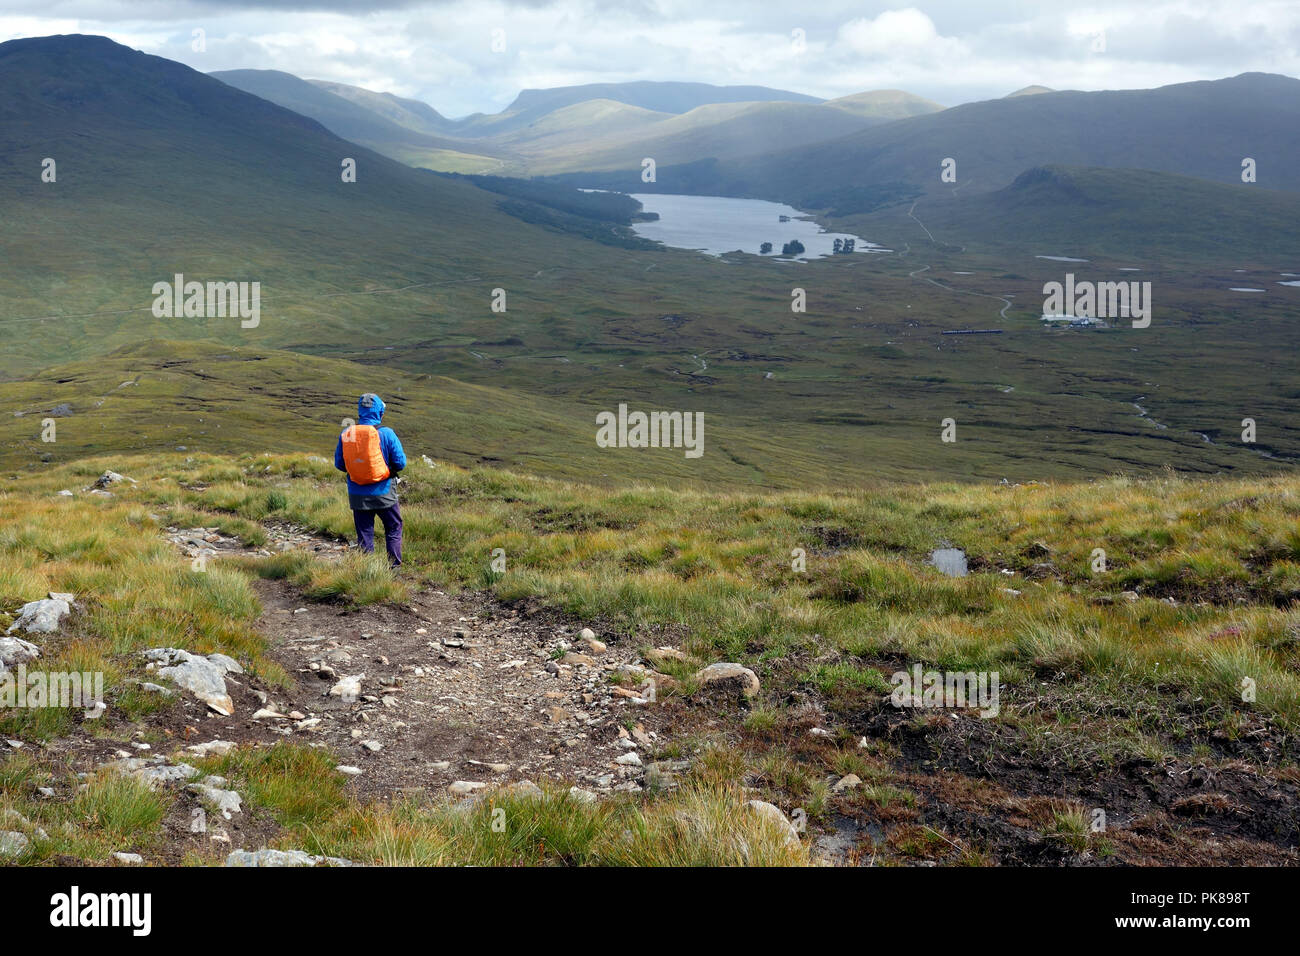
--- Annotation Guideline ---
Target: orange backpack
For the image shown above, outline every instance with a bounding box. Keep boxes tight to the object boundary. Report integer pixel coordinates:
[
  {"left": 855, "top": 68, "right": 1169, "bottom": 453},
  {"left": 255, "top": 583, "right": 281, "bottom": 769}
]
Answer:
[{"left": 341, "top": 424, "right": 391, "bottom": 485}]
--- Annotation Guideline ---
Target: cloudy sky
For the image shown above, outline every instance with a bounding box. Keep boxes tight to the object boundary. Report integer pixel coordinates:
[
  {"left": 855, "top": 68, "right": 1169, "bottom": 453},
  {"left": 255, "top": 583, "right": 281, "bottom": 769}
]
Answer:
[{"left": 2, "top": 0, "right": 1297, "bottom": 116}]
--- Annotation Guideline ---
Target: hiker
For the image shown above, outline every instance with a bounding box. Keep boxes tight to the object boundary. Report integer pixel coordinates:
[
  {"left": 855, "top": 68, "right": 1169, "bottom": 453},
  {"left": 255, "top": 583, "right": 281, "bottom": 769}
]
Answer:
[{"left": 335, "top": 393, "right": 407, "bottom": 566}]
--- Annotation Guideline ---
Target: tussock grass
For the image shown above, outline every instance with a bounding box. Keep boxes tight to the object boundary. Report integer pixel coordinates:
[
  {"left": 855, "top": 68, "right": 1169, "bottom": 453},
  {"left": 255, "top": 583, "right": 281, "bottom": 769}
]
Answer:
[
  {"left": 3, "top": 452, "right": 1299, "bottom": 865},
  {"left": 0, "top": 490, "right": 267, "bottom": 740},
  {"left": 299, "top": 782, "right": 807, "bottom": 867},
  {"left": 15, "top": 452, "right": 1300, "bottom": 741}
]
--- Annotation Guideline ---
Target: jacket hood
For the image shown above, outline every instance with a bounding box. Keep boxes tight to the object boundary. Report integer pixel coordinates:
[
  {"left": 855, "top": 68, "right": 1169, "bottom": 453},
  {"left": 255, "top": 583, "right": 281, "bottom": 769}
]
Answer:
[{"left": 357, "top": 393, "right": 385, "bottom": 425}]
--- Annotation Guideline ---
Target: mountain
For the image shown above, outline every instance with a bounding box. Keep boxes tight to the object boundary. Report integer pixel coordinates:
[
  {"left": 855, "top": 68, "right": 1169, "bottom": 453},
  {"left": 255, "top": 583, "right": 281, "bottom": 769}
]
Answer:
[
  {"left": 209, "top": 68, "right": 503, "bottom": 171},
  {"left": 510, "top": 99, "right": 909, "bottom": 175},
  {"left": 497, "top": 80, "right": 822, "bottom": 124},
  {"left": 823, "top": 89, "right": 945, "bottom": 118},
  {"left": 208, "top": 73, "right": 939, "bottom": 177},
  {"left": 882, "top": 164, "right": 1300, "bottom": 261},
  {"left": 556, "top": 73, "right": 1300, "bottom": 205},
  {"left": 1005, "top": 85, "right": 1053, "bottom": 97},
  {"left": 309, "top": 78, "right": 451, "bottom": 134},
  {"left": 5, "top": 36, "right": 1297, "bottom": 486},
  {"left": 0, "top": 35, "right": 642, "bottom": 380}
]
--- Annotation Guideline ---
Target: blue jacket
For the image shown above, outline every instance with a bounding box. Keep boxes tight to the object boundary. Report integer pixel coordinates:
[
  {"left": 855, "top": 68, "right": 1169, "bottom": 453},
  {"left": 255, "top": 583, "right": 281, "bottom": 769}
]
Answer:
[{"left": 335, "top": 393, "right": 406, "bottom": 497}]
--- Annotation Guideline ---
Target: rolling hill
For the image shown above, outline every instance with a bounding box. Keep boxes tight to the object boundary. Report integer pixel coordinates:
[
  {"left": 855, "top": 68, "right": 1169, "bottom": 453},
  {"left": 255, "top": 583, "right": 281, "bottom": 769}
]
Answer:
[
  {"left": 0, "top": 34, "right": 660, "bottom": 380},
  {"left": 890, "top": 164, "right": 1300, "bottom": 261},
  {"left": 208, "top": 73, "right": 944, "bottom": 177},
  {"left": 209, "top": 68, "right": 504, "bottom": 172},
  {"left": 3, "top": 34, "right": 1298, "bottom": 488},
  {"left": 557, "top": 72, "right": 1300, "bottom": 205}
]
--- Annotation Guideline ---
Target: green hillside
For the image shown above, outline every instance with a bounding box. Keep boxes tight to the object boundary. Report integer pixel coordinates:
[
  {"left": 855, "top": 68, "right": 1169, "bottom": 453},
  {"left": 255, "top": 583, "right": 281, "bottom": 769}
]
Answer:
[
  {"left": 209, "top": 68, "right": 503, "bottom": 172},
  {"left": 557, "top": 73, "right": 1300, "bottom": 204},
  {"left": 3, "top": 36, "right": 1299, "bottom": 488},
  {"left": 0, "top": 340, "right": 899, "bottom": 488}
]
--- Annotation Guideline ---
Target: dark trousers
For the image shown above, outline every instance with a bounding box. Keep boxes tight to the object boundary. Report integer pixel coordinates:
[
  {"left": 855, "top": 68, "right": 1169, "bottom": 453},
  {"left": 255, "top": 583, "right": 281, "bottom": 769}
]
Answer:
[{"left": 353, "top": 502, "right": 402, "bottom": 566}]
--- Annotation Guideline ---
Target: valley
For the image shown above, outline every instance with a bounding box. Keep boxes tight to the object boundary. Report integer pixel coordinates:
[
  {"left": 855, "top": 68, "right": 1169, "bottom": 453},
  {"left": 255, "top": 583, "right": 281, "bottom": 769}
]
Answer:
[{"left": 0, "top": 15, "right": 1297, "bottom": 882}]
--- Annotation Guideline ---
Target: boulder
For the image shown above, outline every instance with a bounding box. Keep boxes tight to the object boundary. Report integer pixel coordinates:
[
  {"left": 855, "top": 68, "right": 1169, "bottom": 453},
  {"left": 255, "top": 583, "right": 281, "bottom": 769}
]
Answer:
[
  {"left": 92, "top": 471, "right": 134, "bottom": 489},
  {"left": 143, "top": 648, "right": 242, "bottom": 716},
  {"left": 102, "top": 756, "right": 201, "bottom": 789},
  {"left": 224, "top": 848, "right": 353, "bottom": 867},
  {"left": 0, "top": 636, "right": 40, "bottom": 674},
  {"left": 186, "top": 783, "right": 243, "bottom": 819},
  {"left": 831, "top": 774, "right": 862, "bottom": 793},
  {"left": 185, "top": 740, "right": 236, "bottom": 757},
  {"left": 695, "top": 662, "right": 760, "bottom": 698},
  {"left": 328, "top": 674, "right": 364, "bottom": 702},
  {"left": 5, "top": 598, "right": 71, "bottom": 635},
  {"left": 743, "top": 800, "right": 801, "bottom": 847}
]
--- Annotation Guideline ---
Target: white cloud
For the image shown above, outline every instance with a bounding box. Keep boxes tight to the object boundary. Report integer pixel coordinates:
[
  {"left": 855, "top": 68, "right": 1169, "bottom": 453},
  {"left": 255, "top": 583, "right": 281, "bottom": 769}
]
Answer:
[{"left": 0, "top": 0, "right": 1296, "bottom": 114}]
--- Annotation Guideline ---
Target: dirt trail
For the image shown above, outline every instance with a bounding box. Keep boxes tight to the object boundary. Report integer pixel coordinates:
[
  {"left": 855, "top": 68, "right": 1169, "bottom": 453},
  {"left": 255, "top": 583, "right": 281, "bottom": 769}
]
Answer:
[{"left": 169, "top": 524, "right": 688, "bottom": 803}]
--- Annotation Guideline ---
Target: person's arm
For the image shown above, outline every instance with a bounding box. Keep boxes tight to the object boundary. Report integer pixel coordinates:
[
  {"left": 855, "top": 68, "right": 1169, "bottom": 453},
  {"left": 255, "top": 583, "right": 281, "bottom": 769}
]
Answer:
[
  {"left": 334, "top": 435, "right": 346, "bottom": 472},
  {"left": 384, "top": 430, "right": 407, "bottom": 473}
]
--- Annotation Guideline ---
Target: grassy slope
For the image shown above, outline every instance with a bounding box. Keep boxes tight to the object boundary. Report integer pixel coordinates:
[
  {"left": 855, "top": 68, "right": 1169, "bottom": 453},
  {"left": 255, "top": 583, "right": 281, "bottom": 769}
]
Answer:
[
  {"left": 515, "top": 101, "right": 884, "bottom": 176},
  {"left": 895, "top": 165, "right": 1300, "bottom": 261},
  {"left": 823, "top": 89, "right": 945, "bottom": 118},
  {"left": 208, "top": 68, "right": 504, "bottom": 164},
  {"left": 0, "top": 340, "right": 897, "bottom": 488},
  {"left": 4, "top": 37, "right": 1298, "bottom": 486},
  {"left": 2, "top": 452, "right": 1297, "bottom": 864}
]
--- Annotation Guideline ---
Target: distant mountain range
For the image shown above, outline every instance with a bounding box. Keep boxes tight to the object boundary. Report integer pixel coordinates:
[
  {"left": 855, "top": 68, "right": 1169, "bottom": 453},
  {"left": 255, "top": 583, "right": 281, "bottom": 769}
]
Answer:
[
  {"left": 210, "top": 70, "right": 945, "bottom": 176},
  {"left": 4, "top": 33, "right": 1299, "bottom": 482},
  {"left": 556, "top": 72, "right": 1300, "bottom": 208}
]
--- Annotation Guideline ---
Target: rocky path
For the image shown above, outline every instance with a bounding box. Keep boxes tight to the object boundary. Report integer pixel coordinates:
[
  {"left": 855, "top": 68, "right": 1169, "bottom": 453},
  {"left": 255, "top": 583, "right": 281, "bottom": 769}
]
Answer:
[{"left": 165, "top": 523, "right": 706, "bottom": 804}]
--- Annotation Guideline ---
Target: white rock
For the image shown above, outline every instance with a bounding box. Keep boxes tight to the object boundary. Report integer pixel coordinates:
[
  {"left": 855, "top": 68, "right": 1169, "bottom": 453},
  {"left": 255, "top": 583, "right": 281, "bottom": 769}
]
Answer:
[
  {"left": 448, "top": 781, "right": 486, "bottom": 797},
  {"left": 187, "top": 783, "right": 242, "bottom": 819},
  {"left": 185, "top": 740, "right": 236, "bottom": 757},
  {"left": 615, "top": 752, "right": 642, "bottom": 766},
  {"left": 568, "top": 786, "right": 598, "bottom": 803},
  {"left": 92, "top": 470, "right": 133, "bottom": 489},
  {"left": 831, "top": 774, "right": 862, "bottom": 793},
  {"left": 743, "top": 800, "right": 801, "bottom": 847},
  {"left": 336, "top": 765, "right": 363, "bottom": 776},
  {"left": 112, "top": 852, "right": 144, "bottom": 864},
  {"left": 103, "top": 757, "right": 201, "bottom": 789},
  {"left": 0, "top": 637, "right": 40, "bottom": 673},
  {"left": 695, "top": 662, "right": 761, "bottom": 697},
  {"left": 223, "top": 848, "right": 352, "bottom": 867},
  {"left": 5, "top": 599, "right": 70, "bottom": 636},
  {"left": 328, "top": 674, "right": 364, "bottom": 702},
  {"left": 142, "top": 648, "right": 241, "bottom": 715}
]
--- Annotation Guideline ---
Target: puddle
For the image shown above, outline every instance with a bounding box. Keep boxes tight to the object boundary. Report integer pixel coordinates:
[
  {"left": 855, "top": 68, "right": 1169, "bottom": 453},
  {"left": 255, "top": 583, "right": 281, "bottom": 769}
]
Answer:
[{"left": 929, "top": 548, "right": 968, "bottom": 577}]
